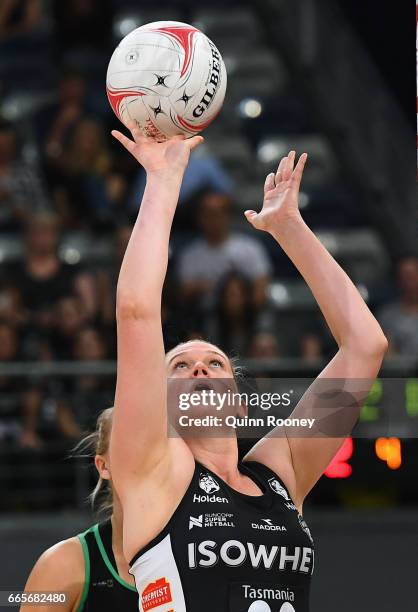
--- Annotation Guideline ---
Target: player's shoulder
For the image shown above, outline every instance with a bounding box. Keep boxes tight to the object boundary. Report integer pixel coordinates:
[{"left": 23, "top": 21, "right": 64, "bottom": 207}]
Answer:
[
  {"left": 24, "top": 535, "right": 86, "bottom": 609},
  {"left": 34, "top": 536, "right": 85, "bottom": 576}
]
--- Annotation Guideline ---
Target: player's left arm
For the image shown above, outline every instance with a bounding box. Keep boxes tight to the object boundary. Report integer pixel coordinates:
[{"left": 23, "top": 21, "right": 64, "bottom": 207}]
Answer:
[{"left": 245, "top": 152, "right": 388, "bottom": 510}]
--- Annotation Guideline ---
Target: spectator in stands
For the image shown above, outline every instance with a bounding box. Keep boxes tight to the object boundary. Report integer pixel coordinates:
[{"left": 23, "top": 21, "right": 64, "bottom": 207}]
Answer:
[
  {"left": 127, "top": 145, "right": 234, "bottom": 225},
  {"left": 24, "top": 326, "right": 111, "bottom": 449},
  {"left": 96, "top": 224, "right": 184, "bottom": 353},
  {"left": 0, "top": 282, "right": 27, "bottom": 330},
  {"left": 0, "top": 121, "right": 48, "bottom": 230},
  {"left": 51, "top": 0, "right": 113, "bottom": 60},
  {"left": 378, "top": 256, "right": 418, "bottom": 356},
  {"left": 6, "top": 212, "right": 97, "bottom": 348},
  {"left": 0, "top": 323, "right": 21, "bottom": 442},
  {"left": 247, "top": 332, "right": 280, "bottom": 377},
  {"left": 95, "top": 224, "right": 132, "bottom": 345},
  {"left": 47, "top": 118, "right": 126, "bottom": 228},
  {"left": 0, "top": 0, "right": 50, "bottom": 99},
  {"left": 55, "top": 327, "right": 113, "bottom": 434},
  {"left": 0, "top": 0, "right": 42, "bottom": 42},
  {"left": 40, "top": 69, "right": 88, "bottom": 161},
  {"left": 48, "top": 296, "right": 88, "bottom": 360},
  {"left": 207, "top": 272, "right": 272, "bottom": 356},
  {"left": 178, "top": 192, "right": 272, "bottom": 316},
  {"left": 300, "top": 332, "right": 324, "bottom": 363},
  {"left": 0, "top": 323, "right": 41, "bottom": 448},
  {"left": 248, "top": 332, "right": 280, "bottom": 359}
]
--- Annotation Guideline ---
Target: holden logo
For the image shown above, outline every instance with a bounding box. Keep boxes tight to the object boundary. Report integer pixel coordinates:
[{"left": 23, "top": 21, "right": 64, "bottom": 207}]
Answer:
[
  {"left": 268, "top": 478, "right": 290, "bottom": 500},
  {"left": 199, "top": 473, "right": 220, "bottom": 493},
  {"left": 126, "top": 50, "right": 138, "bottom": 65}
]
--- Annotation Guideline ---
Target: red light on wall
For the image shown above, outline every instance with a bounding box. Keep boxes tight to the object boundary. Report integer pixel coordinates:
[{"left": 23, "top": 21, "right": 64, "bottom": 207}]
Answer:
[
  {"left": 375, "top": 437, "right": 402, "bottom": 469},
  {"left": 324, "top": 437, "right": 353, "bottom": 478}
]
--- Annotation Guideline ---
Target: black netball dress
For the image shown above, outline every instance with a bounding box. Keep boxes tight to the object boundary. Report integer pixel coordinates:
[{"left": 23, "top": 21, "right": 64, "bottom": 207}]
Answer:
[
  {"left": 129, "top": 461, "right": 314, "bottom": 612},
  {"left": 77, "top": 520, "right": 138, "bottom": 611}
]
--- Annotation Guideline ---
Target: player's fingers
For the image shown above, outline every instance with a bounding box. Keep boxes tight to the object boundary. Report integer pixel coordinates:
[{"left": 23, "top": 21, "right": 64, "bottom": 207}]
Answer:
[
  {"left": 172, "top": 134, "right": 187, "bottom": 141},
  {"left": 264, "top": 172, "right": 275, "bottom": 194},
  {"left": 124, "top": 119, "right": 144, "bottom": 143},
  {"left": 244, "top": 210, "right": 258, "bottom": 225},
  {"left": 290, "top": 153, "right": 308, "bottom": 191},
  {"left": 282, "top": 150, "right": 295, "bottom": 181},
  {"left": 111, "top": 130, "right": 137, "bottom": 153},
  {"left": 188, "top": 135, "right": 204, "bottom": 150},
  {"left": 275, "top": 156, "right": 287, "bottom": 184}
]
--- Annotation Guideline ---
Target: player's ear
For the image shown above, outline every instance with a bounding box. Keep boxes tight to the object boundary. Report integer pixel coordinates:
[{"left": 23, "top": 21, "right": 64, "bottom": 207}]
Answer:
[{"left": 95, "top": 454, "right": 111, "bottom": 480}]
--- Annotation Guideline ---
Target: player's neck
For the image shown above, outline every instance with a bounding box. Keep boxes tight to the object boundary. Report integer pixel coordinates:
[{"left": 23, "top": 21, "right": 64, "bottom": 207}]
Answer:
[
  {"left": 189, "top": 437, "right": 240, "bottom": 481},
  {"left": 111, "top": 496, "right": 124, "bottom": 551}
]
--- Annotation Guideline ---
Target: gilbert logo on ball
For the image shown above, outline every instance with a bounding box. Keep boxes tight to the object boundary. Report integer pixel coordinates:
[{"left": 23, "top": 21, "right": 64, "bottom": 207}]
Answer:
[{"left": 106, "top": 21, "right": 227, "bottom": 141}]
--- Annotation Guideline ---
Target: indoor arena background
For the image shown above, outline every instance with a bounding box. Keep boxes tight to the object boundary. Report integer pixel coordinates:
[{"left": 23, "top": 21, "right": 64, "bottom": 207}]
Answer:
[{"left": 0, "top": 1, "right": 416, "bottom": 611}]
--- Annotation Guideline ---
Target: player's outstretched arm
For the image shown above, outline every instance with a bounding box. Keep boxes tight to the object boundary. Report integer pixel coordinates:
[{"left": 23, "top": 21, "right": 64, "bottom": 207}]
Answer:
[
  {"left": 245, "top": 152, "right": 388, "bottom": 510},
  {"left": 21, "top": 539, "right": 84, "bottom": 612},
  {"left": 110, "top": 122, "right": 203, "bottom": 491}
]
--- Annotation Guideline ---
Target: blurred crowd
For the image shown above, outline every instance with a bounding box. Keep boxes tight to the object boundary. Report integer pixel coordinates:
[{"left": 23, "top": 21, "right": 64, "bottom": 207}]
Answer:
[{"left": 0, "top": 0, "right": 416, "bottom": 510}]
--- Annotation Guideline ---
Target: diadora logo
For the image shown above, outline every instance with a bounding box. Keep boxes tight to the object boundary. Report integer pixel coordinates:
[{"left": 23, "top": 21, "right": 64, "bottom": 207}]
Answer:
[
  {"left": 251, "top": 518, "right": 287, "bottom": 532},
  {"left": 268, "top": 478, "right": 290, "bottom": 500},
  {"left": 199, "top": 473, "right": 220, "bottom": 493},
  {"left": 189, "top": 513, "right": 235, "bottom": 529}
]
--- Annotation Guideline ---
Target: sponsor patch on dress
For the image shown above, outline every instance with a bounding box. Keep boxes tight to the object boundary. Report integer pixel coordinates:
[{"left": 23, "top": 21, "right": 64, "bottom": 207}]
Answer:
[
  {"left": 229, "top": 581, "right": 307, "bottom": 612},
  {"left": 141, "top": 577, "right": 172, "bottom": 610}
]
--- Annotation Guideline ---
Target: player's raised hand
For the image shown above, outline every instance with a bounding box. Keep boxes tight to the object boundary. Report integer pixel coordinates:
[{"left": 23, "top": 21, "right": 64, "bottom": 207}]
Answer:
[
  {"left": 111, "top": 120, "right": 203, "bottom": 175},
  {"left": 244, "top": 151, "right": 308, "bottom": 233}
]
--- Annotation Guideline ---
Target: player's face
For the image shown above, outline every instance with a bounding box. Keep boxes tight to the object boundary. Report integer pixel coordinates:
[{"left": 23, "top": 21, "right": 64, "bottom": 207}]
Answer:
[
  {"left": 166, "top": 342, "right": 234, "bottom": 379},
  {"left": 166, "top": 342, "right": 242, "bottom": 427}
]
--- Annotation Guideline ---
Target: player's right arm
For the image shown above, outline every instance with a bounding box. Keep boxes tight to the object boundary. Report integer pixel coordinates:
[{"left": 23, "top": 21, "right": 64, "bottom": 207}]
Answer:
[
  {"left": 21, "top": 538, "right": 84, "bottom": 612},
  {"left": 110, "top": 124, "right": 203, "bottom": 489}
]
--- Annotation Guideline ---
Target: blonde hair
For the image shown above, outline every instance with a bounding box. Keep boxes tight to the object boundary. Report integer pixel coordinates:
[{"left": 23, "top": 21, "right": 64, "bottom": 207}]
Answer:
[
  {"left": 72, "top": 407, "right": 113, "bottom": 517},
  {"left": 166, "top": 338, "right": 244, "bottom": 380}
]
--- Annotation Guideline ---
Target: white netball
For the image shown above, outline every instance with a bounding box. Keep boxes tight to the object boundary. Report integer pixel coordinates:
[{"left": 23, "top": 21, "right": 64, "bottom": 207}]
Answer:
[{"left": 106, "top": 21, "right": 227, "bottom": 141}]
